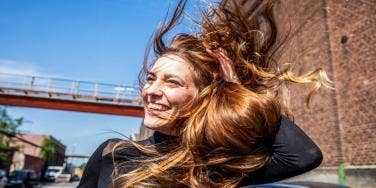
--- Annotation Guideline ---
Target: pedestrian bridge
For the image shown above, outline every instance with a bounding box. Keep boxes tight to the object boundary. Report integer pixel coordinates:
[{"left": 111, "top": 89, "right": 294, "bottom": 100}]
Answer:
[{"left": 0, "top": 73, "right": 144, "bottom": 117}]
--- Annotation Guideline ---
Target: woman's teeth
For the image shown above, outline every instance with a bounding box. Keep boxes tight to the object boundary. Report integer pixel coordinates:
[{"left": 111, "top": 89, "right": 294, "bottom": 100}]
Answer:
[{"left": 147, "top": 103, "right": 169, "bottom": 111}]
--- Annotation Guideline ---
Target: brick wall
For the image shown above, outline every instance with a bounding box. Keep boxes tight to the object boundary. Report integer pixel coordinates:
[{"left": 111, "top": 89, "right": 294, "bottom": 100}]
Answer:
[
  {"left": 10, "top": 134, "right": 66, "bottom": 169},
  {"left": 24, "top": 154, "right": 44, "bottom": 175},
  {"left": 325, "top": 0, "right": 376, "bottom": 166},
  {"left": 239, "top": 0, "right": 375, "bottom": 166}
]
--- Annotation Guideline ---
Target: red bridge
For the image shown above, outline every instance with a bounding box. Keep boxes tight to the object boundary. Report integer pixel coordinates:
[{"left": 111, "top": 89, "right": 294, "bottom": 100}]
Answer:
[{"left": 0, "top": 73, "right": 144, "bottom": 117}]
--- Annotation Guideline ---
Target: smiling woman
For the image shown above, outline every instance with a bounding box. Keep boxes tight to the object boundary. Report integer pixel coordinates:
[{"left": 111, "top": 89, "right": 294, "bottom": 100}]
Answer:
[{"left": 78, "top": 0, "right": 331, "bottom": 187}]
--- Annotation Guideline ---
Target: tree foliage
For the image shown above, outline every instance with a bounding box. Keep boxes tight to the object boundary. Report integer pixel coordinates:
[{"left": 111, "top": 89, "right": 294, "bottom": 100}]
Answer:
[
  {"left": 39, "top": 138, "right": 55, "bottom": 162},
  {"left": 0, "top": 106, "right": 23, "bottom": 168},
  {"left": 0, "top": 107, "right": 23, "bottom": 145}
]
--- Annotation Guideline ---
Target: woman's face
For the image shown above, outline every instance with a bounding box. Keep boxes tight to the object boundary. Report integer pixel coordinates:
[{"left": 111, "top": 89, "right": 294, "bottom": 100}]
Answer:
[{"left": 142, "top": 54, "right": 198, "bottom": 135}]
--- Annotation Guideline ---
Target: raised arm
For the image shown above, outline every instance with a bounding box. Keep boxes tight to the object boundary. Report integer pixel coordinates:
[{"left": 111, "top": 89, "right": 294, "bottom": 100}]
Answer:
[{"left": 241, "top": 116, "right": 323, "bottom": 185}]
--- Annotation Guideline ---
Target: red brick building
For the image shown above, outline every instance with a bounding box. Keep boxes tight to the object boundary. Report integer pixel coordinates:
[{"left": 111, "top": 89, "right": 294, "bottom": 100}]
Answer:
[
  {"left": 9, "top": 134, "right": 66, "bottom": 175},
  {"left": 238, "top": 0, "right": 375, "bottom": 186},
  {"left": 256, "top": 0, "right": 375, "bottom": 167}
]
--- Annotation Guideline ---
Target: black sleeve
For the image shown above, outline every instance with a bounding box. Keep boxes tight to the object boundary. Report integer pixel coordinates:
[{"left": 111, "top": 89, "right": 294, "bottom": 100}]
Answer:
[
  {"left": 240, "top": 117, "right": 323, "bottom": 185},
  {"left": 78, "top": 139, "right": 115, "bottom": 188}
]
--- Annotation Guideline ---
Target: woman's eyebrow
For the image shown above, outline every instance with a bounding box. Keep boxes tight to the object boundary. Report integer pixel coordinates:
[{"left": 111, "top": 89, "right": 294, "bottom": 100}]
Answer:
[{"left": 146, "top": 71, "right": 156, "bottom": 76}]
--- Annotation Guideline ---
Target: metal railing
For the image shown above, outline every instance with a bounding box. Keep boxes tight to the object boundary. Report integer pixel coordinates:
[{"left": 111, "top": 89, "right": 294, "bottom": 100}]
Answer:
[{"left": 0, "top": 72, "right": 142, "bottom": 106}]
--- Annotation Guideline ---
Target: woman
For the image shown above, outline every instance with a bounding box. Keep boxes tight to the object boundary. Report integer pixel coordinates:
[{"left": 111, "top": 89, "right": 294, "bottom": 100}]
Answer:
[{"left": 79, "top": 0, "right": 331, "bottom": 187}]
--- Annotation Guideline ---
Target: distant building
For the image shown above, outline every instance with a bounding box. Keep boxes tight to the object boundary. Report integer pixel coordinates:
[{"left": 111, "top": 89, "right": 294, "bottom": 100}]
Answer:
[{"left": 9, "top": 134, "right": 66, "bottom": 175}]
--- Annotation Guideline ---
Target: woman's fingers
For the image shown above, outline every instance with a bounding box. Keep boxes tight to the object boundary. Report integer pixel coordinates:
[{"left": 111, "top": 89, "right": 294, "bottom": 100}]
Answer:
[{"left": 212, "top": 48, "right": 241, "bottom": 84}]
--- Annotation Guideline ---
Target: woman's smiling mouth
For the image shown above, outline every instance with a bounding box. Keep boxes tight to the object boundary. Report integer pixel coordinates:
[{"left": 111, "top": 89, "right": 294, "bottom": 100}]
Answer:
[{"left": 145, "top": 103, "right": 171, "bottom": 112}]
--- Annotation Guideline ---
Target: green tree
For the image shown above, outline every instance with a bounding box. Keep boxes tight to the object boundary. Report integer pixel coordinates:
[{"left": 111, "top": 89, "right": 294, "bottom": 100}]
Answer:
[
  {"left": 0, "top": 106, "right": 23, "bottom": 168},
  {"left": 0, "top": 107, "right": 23, "bottom": 146},
  {"left": 39, "top": 138, "right": 55, "bottom": 163}
]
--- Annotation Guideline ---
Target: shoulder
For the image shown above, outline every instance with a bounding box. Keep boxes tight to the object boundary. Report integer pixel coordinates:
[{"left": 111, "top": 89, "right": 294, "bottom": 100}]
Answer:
[
  {"left": 109, "top": 137, "right": 155, "bottom": 176},
  {"left": 85, "top": 138, "right": 123, "bottom": 169},
  {"left": 81, "top": 138, "right": 124, "bottom": 176},
  {"left": 101, "top": 138, "right": 123, "bottom": 157},
  {"left": 78, "top": 137, "right": 151, "bottom": 188},
  {"left": 78, "top": 138, "right": 121, "bottom": 188},
  {"left": 99, "top": 136, "right": 153, "bottom": 156},
  {"left": 101, "top": 136, "right": 154, "bottom": 162}
]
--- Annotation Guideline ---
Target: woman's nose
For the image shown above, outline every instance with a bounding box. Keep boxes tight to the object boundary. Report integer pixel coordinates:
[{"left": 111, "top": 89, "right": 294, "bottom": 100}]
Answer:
[{"left": 145, "top": 81, "right": 163, "bottom": 97}]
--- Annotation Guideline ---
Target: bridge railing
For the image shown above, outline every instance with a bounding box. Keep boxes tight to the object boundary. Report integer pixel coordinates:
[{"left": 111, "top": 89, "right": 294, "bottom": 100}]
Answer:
[{"left": 0, "top": 72, "right": 142, "bottom": 106}]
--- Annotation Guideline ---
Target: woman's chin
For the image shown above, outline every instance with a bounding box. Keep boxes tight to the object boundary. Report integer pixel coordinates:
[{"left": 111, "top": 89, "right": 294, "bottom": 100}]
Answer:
[
  {"left": 143, "top": 117, "right": 179, "bottom": 135},
  {"left": 143, "top": 118, "right": 169, "bottom": 131}
]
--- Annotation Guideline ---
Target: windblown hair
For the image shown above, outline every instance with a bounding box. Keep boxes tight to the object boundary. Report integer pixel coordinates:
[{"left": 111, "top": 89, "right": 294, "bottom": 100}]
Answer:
[{"left": 112, "top": 0, "right": 331, "bottom": 187}]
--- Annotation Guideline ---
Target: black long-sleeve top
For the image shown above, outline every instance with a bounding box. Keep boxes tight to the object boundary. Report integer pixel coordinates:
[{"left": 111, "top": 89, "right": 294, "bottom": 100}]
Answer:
[{"left": 78, "top": 117, "right": 323, "bottom": 188}]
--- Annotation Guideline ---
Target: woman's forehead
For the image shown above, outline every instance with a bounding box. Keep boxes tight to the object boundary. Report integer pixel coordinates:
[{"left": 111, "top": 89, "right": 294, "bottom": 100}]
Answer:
[{"left": 151, "top": 54, "right": 194, "bottom": 78}]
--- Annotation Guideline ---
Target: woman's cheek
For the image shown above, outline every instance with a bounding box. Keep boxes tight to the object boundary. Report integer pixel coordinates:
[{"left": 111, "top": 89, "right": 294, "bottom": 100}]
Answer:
[
  {"left": 166, "top": 89, "right": 195, "bottom": 108},
  {"left": 141, "top": 85, "right": 149, "bottom": 99}
]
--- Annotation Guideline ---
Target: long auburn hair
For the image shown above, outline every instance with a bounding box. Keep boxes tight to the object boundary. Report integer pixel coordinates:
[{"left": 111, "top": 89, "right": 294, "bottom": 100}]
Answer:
[{"left": 112, "top": 0, "right": 331, "bottom": 187}]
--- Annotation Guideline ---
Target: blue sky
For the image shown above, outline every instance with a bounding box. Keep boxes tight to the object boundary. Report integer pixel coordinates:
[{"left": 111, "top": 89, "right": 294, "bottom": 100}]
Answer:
[{"left": 0, "top": 0, "right": 215, "bottom": 165}]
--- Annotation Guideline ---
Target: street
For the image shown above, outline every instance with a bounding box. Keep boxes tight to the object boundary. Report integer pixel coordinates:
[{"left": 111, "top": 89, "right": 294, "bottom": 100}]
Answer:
[{"left": 41, "top": 181, "right": 79, "bottom": 188}]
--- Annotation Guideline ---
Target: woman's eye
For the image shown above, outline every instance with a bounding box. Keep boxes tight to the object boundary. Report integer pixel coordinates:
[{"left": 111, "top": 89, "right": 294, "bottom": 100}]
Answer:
[
  {"left": 167, "top": 80, "right": 181, "bottom": 86},
  {"left": 146, "top": 76, "right": 155, "bottom": 83}
]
